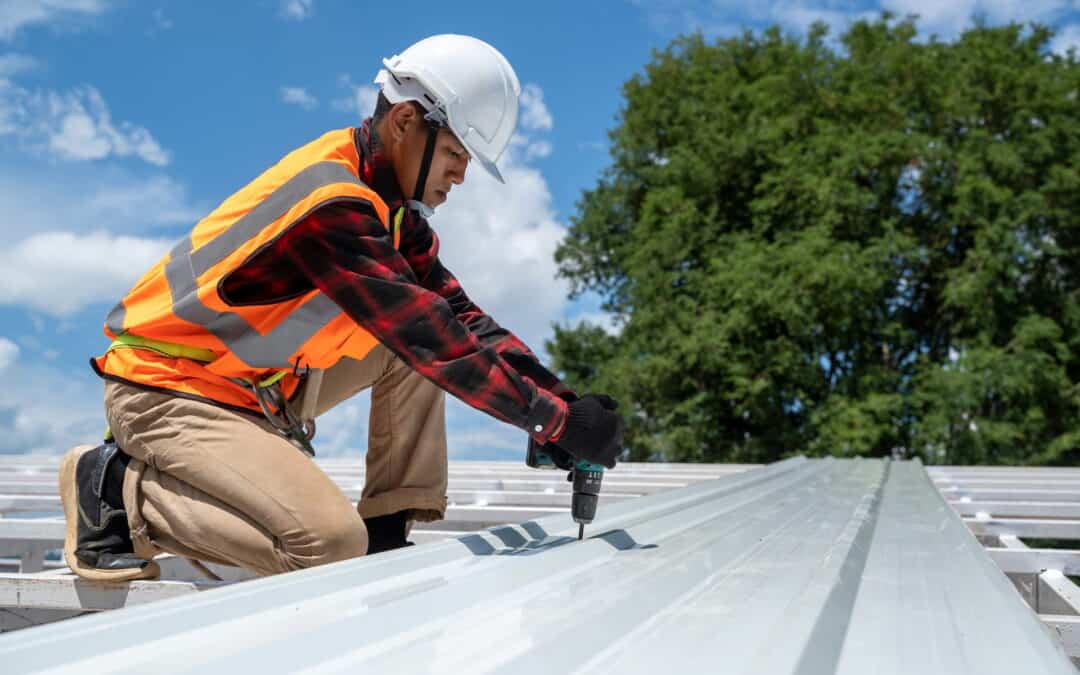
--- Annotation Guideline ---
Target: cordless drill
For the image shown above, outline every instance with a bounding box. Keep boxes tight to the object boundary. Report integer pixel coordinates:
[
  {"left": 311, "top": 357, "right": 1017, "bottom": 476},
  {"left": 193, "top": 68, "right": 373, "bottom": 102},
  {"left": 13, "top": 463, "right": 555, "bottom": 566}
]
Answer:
[{"left": 526, "top": 439, "right": 604, "bottom": 540}]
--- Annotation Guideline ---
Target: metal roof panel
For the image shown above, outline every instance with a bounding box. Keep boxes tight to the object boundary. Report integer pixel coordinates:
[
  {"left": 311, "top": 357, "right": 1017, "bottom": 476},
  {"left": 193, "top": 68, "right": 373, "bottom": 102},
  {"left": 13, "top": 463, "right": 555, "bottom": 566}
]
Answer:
[{"left": 0, "top": 457, "right": 1071, "bottom": 674}]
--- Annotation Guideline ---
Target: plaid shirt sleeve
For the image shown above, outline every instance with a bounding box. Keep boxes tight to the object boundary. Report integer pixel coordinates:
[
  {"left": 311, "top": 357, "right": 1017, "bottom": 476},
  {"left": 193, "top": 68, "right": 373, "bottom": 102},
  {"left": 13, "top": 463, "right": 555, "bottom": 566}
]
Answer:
[
  {"left": 279, "top": 202, "right": 569, "bottom": 443},
  {"left": 396, "top": 209, "right": 577, "bottom": 402}
]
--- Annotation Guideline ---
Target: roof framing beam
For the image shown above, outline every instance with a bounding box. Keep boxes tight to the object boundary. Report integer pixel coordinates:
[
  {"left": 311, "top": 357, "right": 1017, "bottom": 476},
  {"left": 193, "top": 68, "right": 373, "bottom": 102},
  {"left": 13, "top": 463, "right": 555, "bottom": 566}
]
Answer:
[
  {"left": 1042, "top": 615, "right": 1080, "bottom": 659},
  {"left": 951, "top": 501, "right": 1080, "bottom": 519},
  {"left": 963, "top": 517, "right": 1080, "bottom": 539}
]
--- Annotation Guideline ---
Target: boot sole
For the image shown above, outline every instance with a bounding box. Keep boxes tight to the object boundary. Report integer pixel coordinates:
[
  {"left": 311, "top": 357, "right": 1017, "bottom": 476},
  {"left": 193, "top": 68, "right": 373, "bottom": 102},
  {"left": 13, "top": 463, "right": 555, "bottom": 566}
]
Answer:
[{"left": 59, "top": 444, "right": 160, "bottom": 582}]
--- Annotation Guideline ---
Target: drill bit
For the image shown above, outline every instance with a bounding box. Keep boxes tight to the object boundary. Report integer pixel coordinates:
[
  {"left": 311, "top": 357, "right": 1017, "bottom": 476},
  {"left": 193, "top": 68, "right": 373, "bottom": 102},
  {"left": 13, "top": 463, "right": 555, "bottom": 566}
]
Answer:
[{"left": 578, "top": 523, "right": 584, "bottom": 540}]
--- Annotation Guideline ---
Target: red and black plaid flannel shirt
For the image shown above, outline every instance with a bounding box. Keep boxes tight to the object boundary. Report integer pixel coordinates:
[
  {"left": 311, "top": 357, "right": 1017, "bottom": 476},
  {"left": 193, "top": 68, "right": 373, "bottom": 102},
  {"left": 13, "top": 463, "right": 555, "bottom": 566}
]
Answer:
[{"left": 221, "top": 120, "right": 571, "bottom": 443}]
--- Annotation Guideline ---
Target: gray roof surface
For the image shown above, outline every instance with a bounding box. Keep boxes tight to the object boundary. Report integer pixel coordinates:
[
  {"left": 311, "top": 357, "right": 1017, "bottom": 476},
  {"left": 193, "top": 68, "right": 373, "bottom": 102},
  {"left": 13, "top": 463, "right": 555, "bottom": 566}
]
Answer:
[{"left": 1, "top": 456, "right": 1072, "bottom": 674}]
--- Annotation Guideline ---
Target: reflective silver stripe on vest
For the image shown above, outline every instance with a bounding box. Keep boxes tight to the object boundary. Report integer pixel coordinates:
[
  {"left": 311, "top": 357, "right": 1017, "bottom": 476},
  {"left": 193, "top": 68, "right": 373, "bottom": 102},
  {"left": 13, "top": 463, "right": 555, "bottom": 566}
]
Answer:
[
  {"left": 105, "top": 300, "right": 126, "bottom": 335},
  {"left": 105, "top": 235, "right": 191, "bottom": 336},
  {"left": 189, "top": 162, "right": 364, "bottom": 277},
  {"left": 164, "top": 161, "right": 369, "bottom": 369}
]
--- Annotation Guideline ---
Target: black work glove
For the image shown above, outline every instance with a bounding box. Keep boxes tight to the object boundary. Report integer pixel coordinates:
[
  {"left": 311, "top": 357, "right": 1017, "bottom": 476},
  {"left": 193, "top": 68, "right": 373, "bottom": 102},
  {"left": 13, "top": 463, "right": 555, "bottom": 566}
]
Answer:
[{"left": 552, "top": 394, "right": 625, "bottom": 469}]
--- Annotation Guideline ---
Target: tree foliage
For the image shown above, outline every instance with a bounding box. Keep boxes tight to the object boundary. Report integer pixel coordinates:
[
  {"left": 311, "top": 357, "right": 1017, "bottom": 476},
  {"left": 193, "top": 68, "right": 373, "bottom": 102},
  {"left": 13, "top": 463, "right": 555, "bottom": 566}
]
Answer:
[{"left": 549, "top": 16, "right": 1080, "bottom": 465}]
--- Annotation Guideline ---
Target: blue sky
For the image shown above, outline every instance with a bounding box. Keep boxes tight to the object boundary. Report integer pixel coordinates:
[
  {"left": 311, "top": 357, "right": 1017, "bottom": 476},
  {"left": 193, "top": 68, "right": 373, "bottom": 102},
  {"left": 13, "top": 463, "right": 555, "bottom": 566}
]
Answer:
[{"left": 0, "top": 0, "right": 1077, "bottom": 460}]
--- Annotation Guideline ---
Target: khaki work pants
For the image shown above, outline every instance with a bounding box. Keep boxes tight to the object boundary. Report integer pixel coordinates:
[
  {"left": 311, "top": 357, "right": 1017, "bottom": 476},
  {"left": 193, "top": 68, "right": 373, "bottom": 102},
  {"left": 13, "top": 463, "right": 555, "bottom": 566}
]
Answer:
[{"left": 103, "top": 344, "right": 447, "bottom": 577}]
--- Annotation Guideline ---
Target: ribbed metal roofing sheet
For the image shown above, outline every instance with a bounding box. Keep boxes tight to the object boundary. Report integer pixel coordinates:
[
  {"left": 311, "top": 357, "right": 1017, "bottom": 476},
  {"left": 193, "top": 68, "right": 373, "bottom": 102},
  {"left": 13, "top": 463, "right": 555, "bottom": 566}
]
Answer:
[
  {"left": 0, "top": 460, "right": 746, "bottom": 573},
  {"left": 1, "top": 457, "right": 1072, "bottom": 674}
]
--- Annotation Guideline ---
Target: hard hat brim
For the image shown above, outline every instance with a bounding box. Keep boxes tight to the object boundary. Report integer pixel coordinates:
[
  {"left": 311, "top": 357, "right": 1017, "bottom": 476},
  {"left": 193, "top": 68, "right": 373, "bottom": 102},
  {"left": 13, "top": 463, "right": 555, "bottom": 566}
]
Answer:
[{"left": 464, "top": 143, "right": 505, "bottom": 184}]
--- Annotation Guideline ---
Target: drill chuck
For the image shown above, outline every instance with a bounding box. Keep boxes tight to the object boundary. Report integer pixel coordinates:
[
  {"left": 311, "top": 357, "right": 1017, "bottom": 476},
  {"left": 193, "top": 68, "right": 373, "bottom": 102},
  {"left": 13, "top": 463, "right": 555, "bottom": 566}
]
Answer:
[{"left": 571, "top": 460, "right": 604, "bottom": 526}]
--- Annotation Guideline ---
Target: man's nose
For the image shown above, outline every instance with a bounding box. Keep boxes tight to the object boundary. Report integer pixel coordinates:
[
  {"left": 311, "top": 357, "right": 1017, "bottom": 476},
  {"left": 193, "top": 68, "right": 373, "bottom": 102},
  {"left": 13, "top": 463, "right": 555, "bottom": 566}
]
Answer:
[{"left": 449, "top": 163, "right": 466, "bottom": 185}]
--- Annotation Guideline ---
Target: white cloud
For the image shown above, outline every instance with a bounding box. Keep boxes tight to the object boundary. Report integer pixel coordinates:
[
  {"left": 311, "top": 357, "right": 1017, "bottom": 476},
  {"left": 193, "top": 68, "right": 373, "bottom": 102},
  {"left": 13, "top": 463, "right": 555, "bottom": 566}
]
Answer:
[
  {"left": 519, "top": 83, "right": 553, "bottom": 131},
  {"left": 333, "top": 77, "right": 380, "bottom": 118},
  {"left": 510, "top": 133, "right": 553, "bottom": 162},
  {"left": 0, "top": 360, "right": 104, "bottom": 455},
  {"left": 1051, "top": 23, "right": 1080, "bottom": 55},
  {"left": 774, "top": 3, "right": 877, "bottom": 34},
  {"left": 445, "top": 402, "right": 524, "bottom": 460},
  {"left": 355, "top": 85, "right": 380, "bottom": 116},
  {"left": 0, "top": 230, "right": 173, "bottom": 316},
  {"left": 0, "top": 0, "right": 110, "bottom": 41},
  {"left": 0, "top": 164, "right": 201, "bottom": 239},
  {"left": 525, "top": 139, "right": 553, "bottom": 160},
  {"left": 0, "top": 82, "right": 169, "bottom": 165},
  {"left": 280, "top": 0, "right": 314, "bottom": 20},
  {"left": 881, "top": 0, "right": 1072, "bottom": 40},
  {"left": 632, "top": 0, "right": 752, "bottom": 36},
  {"left": 281, "top": 86, "right": 318, "bottom": 110},
  {"left": 886, "top": 0, "right": 1069, "bottom": 37},
  {"left": 312, "top": 391, "right": 370, "bottom": 457},
  {"left": 879, "top": 0, "right": 974, "bottom": 37},
  {"left": 0, "top": 162, "right": 197, "bottom": 318},
  {"left": 634, "top": 1, "right": 1075, "bottom": 43},
  {"left": 0, "top": 337, "right": 18, "bottom": 371},
  {"left": 569, "top": 311, "right": 624, "bottom": 337},
  {"left": 506, "top": 86, "right": 556, "bottom": 162},
  {"left": 0, "top": 80, "right": 198, "bottom": 450},
  {"left": 0, "top": 53, "right": 36, "bottom": 78},
  {"left": 77, "top": 175, "right": 200, "bottom": 226}
]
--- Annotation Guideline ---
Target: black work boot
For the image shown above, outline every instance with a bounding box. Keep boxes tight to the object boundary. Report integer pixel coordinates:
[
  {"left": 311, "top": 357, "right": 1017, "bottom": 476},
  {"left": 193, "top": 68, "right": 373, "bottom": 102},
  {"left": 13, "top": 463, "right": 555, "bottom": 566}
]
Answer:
[
  {"left": 363, "top": 510, "right": 416, "bottom": 555},
  {"left": 59, "top": 443, "right": 159, "bottom": 581}
]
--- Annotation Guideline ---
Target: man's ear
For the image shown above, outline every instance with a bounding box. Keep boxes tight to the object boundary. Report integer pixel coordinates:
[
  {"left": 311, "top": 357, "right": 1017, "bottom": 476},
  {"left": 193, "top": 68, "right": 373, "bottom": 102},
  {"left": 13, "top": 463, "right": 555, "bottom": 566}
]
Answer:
[{"left": 387, "top": 102, "right": 416, "bottom": 144}]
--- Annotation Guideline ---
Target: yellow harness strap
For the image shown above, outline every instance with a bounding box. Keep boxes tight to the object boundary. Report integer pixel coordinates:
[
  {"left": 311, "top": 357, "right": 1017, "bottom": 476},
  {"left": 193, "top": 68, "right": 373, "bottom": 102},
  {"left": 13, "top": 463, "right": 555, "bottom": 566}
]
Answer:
[
  {"left": 108, "top": 332, "right": 216, "bottom": 363},
  {"left": 107, "top": 332, "right": 286, "bottom": 387},
  {"left": 392, "top": 207, "right": 404, "bottom": 249}
]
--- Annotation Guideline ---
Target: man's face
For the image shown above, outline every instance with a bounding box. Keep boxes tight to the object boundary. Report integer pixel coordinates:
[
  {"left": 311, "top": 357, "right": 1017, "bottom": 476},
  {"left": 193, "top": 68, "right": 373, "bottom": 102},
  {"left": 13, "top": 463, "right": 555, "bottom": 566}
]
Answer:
[{"left": 397, "top": 112, "right": 470, "bottom": 208}]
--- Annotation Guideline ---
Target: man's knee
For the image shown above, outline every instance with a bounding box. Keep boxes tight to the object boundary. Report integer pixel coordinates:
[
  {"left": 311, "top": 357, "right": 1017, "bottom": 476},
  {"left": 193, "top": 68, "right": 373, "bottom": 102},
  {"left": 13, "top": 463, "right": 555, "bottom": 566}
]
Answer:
[
  {"left": 317, "top": 517, "right": 369, "bottom": 564},
  {"left": 283, "top": 515, "right": 368, "bottom": 571}
]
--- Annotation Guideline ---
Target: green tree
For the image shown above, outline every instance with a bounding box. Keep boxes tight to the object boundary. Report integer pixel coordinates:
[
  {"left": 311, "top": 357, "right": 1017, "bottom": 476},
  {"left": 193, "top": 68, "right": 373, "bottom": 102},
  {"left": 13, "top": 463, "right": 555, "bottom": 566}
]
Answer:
[{"left": 549, "top": 15, "right": 1080, "bottom": 465}]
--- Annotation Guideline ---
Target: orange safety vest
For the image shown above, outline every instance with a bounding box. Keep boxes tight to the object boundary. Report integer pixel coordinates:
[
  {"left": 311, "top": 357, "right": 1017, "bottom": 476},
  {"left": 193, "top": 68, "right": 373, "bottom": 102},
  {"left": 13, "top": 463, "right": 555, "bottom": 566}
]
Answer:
[{"left": 94, "top": 128, "right": 402, "bottom": 413}]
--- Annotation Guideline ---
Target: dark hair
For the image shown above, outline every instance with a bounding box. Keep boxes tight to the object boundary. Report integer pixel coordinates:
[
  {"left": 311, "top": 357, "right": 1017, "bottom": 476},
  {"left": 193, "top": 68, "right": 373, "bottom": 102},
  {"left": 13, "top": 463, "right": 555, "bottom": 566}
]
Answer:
[
  {"left": 372, "top": 92, "right": 393, "bottom": 122},
  {"left": 371, "top": 93, "right": 429, "bottom": 124}
]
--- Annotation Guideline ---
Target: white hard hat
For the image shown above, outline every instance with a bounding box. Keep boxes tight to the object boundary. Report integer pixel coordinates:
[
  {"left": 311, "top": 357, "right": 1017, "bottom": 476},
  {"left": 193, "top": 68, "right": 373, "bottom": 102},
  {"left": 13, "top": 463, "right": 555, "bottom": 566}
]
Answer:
[{"left": 375, "top": 34, "right": 521, "bottom": 184}]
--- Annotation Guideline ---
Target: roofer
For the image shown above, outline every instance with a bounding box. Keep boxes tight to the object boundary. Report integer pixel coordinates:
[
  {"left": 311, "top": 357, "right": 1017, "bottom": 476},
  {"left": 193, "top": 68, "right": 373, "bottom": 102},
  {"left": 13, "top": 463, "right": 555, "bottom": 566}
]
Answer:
[{"left": 59, "top": 34, "right": 625, "bottom": 581}]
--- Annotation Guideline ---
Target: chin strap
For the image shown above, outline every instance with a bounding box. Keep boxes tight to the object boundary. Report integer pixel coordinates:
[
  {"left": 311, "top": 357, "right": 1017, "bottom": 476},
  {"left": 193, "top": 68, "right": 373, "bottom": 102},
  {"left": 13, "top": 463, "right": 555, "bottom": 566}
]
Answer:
[
  {"left": 408, "top": 115, "right": 442, "bottom": 219},
  {"left": 406, "top": 199, "right": 434, "bottom": 219}
]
